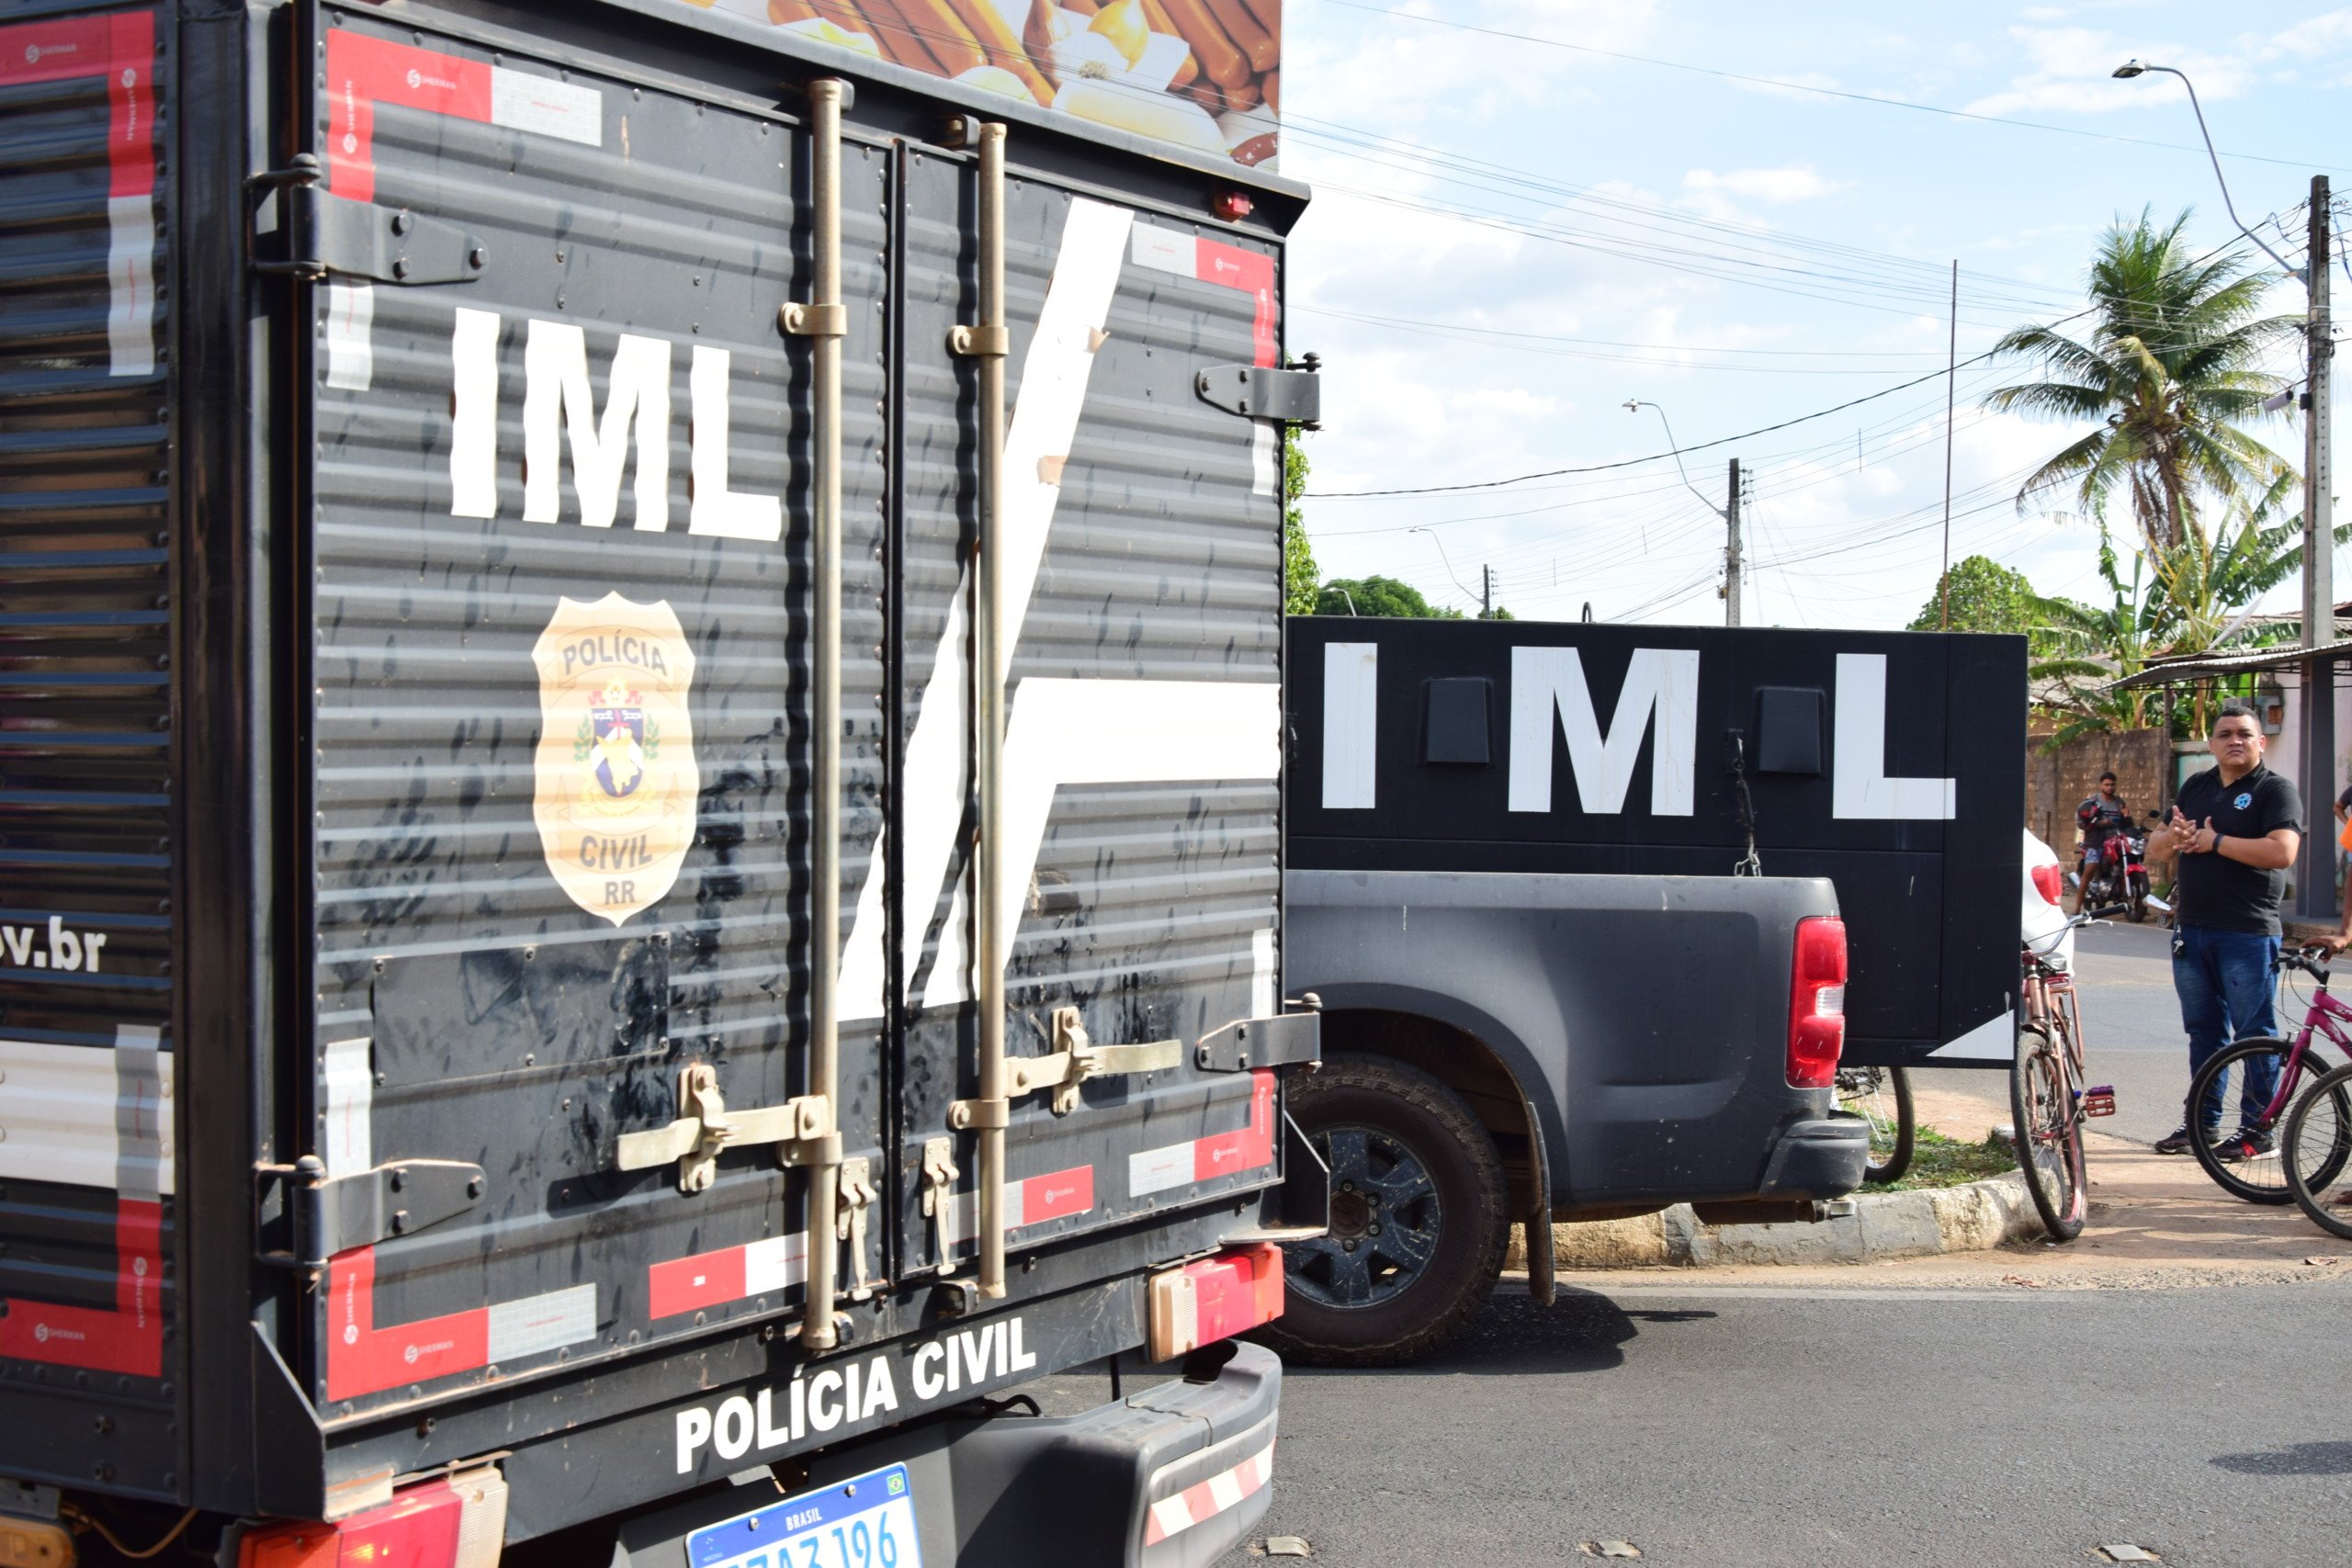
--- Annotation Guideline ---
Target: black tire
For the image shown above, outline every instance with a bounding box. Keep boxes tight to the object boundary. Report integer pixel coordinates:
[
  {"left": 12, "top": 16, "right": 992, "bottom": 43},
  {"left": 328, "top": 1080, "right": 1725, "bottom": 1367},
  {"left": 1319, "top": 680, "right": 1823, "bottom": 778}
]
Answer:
[
  {"left": 2186, "top": 1038, "right": 2343, "bottom": 1204},
  {"left": 1838, "top": 1066, "right": 1916, "bottom": 1184},
  {"left": 2284, "top": 1063, "right": 2352, "bottom": 1242},
  {"left": 1259, "top": 1055, "right": 1508, "bottom": 1367},
  {"left": 2128, "top": 873, "right": 2149, "bottom": 923},
  {"left": 2012, "top": 1026, "right": 2086, "bottom": 1241}
]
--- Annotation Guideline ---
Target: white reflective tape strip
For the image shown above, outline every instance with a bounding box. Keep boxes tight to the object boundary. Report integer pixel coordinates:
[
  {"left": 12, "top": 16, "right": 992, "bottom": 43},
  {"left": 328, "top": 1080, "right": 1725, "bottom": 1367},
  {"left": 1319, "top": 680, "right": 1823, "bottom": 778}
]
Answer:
[
  {"left": 0, "top": 1037, "right": 175, "bottom": 1195},
  {"left": 1128, "top": 1143, "right": 1193, "bottom": 1198},
  {"left": 484, "top": 1283, "right": 597, "bottom": 1361},
  {"left": 113, "top": 1024, "right": 166, "bottom": 1203},
  {"left": 488, "top": 67, "right": 602, "bottom": 145},
  {"left": 1148, "top": 1495, "right": 1195, "bottom": 1541},
  {"left": 106, "top": 194, "right": 155, "bottom": 377},
  {"left": 1129, "top": 223, "right": 1198, "bottom": 276},
  {"left": 1250, "top": 927, "right": 1276, "bottom": 1021},
  {"left": 1321, "top": 642, "right": 1378, "bottom": 809},
  {"left": 741, "top": 1234, "right": 808, "bottom": 1294},
  {"left": 1251, "top": 421, "right": 1279, "bottom": 498},
  {"left": 848, "top": 197, "right": 1134, "bottom": 1019},
  {"left": 324, "top": 281, "right": 376, "bottom": 391},
  {"left": 1204, "top": 1469, "right": 1245, "bottom": 1512},
  {"left": 322, "top": 1036, "right": 374, "bottom": 1174}
]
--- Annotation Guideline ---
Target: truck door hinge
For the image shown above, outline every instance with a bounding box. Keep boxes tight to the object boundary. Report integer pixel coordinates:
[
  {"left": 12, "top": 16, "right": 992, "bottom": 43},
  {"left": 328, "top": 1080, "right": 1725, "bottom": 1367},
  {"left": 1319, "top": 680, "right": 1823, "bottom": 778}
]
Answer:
[
  {"left": 254, "top": 1155, "right": 487, "bottom": 1269},
  {"left": 1194, "top": 355, "right": 1320, "bottom": 426},
  {"left": 835, "top": 1156, "right": 877, "bottom": 1302},
  {"left": 251, "top": 157, "right": 488, "bottom": 286},
  {"left": 949, "top": 1007, "right": 1182, "bottom": 1125},
  {"left": 920, "top": 1135, "right": 962, "bottom": 1263},
  {"left": 614, "top": 1063, "right": 836, "bottom": 1194}
]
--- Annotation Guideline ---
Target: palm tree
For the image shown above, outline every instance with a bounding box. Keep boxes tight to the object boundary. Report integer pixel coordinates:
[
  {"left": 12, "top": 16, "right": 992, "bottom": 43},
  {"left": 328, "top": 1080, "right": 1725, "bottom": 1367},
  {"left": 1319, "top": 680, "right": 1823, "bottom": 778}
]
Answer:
[{"left": 1984, "top": 209, "right": 2299, "bottom": 556}]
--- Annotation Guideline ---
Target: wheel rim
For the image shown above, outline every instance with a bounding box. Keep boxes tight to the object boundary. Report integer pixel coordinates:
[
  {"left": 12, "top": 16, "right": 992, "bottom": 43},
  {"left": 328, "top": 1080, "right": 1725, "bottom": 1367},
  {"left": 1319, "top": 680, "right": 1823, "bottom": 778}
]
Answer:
[
  {"left": 2023, "top": 1044, "right": 2081, "bottom": 1222},
  {"left": 1285, "top": 1124, "right": 1443, "bottom": 1310},
  {"left": 2288, "top": 1077, "right": 2352, "bottom": 1207},
  {"left": 1838, "top": 1068, "right": 1901, "bottom": 1164}
]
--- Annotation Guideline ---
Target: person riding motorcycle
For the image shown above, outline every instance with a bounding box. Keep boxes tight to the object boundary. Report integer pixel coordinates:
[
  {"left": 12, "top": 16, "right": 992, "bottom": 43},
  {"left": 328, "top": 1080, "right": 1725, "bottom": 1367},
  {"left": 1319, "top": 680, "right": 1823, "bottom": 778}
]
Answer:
[{"left": 2076, "top": 772, "right": 2131, "bottom": 891}]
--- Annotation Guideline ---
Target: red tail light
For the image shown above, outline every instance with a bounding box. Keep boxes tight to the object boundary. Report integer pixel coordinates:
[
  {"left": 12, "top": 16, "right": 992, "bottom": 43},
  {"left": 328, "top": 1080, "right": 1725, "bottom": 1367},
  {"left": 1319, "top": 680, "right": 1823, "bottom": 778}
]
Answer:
[
  {"left": 2030, "top": 863, "right": 2063, "bottom": 906},
  {"left": 238, "top": 1469, "right": 506, "bottom": 1568},
  {"left": 1787, "top": 915, "right": 1847, "bottom": 1089},
  {"left": 1147, "top": 1242, "right": 1284, "bottom": 1361}
]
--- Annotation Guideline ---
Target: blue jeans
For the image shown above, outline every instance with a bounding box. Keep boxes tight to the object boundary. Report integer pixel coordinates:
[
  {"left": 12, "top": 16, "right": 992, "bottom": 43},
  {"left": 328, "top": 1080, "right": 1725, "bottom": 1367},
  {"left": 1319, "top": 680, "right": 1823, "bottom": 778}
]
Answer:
[{"left": 2172, "top": 924, "right": 2282, "bottom": 1134}]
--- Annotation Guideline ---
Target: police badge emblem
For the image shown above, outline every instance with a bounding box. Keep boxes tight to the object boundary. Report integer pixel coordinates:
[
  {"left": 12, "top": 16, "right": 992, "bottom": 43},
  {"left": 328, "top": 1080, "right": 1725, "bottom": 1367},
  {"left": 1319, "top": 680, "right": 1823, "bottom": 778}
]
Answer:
[{"left": 532, "top": 593, "right": 700, "bottom": 924}]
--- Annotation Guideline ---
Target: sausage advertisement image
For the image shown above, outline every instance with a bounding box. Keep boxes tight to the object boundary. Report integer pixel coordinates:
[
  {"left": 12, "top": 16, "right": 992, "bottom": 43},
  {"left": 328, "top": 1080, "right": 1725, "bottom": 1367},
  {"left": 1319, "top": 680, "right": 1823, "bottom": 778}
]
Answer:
[{"left": 685, "top": 0, "right": 1282, "bottom": 165}]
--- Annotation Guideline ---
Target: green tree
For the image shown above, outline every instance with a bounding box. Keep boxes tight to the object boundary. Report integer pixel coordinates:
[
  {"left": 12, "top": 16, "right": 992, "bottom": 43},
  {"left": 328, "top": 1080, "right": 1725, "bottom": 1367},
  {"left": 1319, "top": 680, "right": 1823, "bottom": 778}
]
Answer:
[
  {"left": 1314, "top": 575, "right": 1464, "bottom": 618},
  {"left": 1984, "top": 209, "right": 2298, "bottom": 556},
  {"left": 1910, "top": 555, "right": 2068, "bottom": 650},
  {"left": 1283, "top": 436, "right": 1319, "bottom": 616}
]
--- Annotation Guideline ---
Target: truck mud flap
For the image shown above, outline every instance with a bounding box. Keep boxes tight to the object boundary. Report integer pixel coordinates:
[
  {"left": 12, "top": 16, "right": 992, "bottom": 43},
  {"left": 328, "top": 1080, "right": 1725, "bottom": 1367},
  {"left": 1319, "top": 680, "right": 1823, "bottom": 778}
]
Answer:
[{"left": 614, "top": 1342, "right": 1282, "bottom": 1568}]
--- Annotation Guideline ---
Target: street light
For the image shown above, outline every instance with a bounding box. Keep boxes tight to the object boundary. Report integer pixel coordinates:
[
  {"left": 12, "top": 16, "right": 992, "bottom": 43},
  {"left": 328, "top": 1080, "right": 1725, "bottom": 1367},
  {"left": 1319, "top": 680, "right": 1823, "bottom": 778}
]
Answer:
[
  {"left": 1626, "top": 399, "right": 1743, "bottom": 626},
  {"left": 2115, "top": 56, "right": 2336, "bottom": 920},
  {"left": 2109, "top": 61, "right": 2306, "bottom": 284},
  {"left": 1408, "top": 526, "right": 1482, "bottom": 615}
]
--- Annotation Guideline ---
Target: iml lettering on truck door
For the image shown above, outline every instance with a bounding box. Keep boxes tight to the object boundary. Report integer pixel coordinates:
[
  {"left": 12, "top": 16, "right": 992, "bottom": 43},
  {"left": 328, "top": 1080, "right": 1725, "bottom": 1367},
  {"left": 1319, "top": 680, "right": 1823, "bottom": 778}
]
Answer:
[{"left": 1321, "top": 644, "right": 1953, "bottom": 819}]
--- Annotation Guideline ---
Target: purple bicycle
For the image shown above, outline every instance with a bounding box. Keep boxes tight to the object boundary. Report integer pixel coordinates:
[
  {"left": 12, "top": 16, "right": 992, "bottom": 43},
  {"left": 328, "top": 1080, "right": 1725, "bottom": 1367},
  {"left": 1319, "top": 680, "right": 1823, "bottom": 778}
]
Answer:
[{"left": 2186, "top": 945, "right": 2352, "bottom": 1205}]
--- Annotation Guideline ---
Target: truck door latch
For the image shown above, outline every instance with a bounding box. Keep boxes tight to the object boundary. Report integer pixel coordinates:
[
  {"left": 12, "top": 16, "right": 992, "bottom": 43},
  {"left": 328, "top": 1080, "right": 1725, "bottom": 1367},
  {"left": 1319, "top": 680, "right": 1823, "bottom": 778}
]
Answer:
[
  {"left": 251, "top": 158, "right": 488, "bottom": 286},
  {"left": 1193, "top": 354, "right": 1320, "bottom": 426},
  {"left": 254, "top": 1155, "right": 487, "bottom": 1268},
  {"left": 614, "top": 1063, "right": 837, "bottom": 1194},
  {"left": 949, "top": 1007, "right": 1182, "bottom": 1124},
  {"left": 920, "top": 1136, "right": 962, "bottom": 1263},
  {"left": 836, "top": 1156, "right": 877, "bottom": 1302}
]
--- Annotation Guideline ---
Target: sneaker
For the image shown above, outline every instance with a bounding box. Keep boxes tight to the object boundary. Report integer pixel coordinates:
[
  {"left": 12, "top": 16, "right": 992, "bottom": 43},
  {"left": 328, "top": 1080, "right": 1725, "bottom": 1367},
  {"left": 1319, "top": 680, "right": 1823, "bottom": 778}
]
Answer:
[
  {"left": 2213, "top": 1128, "right": 2278, "bottom": 1163},
  {"left": 2154, "top": 1124, "right": 2222, "bottom": 1156}
]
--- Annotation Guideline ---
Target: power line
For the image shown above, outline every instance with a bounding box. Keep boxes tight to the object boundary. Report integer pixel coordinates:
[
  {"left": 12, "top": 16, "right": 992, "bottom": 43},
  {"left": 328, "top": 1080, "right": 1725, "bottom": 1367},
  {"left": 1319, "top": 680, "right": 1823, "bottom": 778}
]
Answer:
[{"left": 1311, "top": 0, "right": 2352, "bottom": 176}]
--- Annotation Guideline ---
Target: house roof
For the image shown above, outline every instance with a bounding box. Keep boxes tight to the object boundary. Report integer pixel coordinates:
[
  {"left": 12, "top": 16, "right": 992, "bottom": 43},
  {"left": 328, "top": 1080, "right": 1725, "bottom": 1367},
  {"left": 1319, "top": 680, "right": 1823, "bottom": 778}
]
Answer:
[{"left": 2108, "top": 638, "right": 2352, "bottom": 692}]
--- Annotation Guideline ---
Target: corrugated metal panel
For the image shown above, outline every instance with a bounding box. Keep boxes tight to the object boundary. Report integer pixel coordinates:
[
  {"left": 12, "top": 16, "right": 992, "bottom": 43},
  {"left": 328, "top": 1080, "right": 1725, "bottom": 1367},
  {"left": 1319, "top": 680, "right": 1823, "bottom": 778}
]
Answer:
[
  {"left": 0, "top": 0, "right": 178, "bottom": 1491},
  {"left": 304, "top": 17, "right": 889, "bottom": 1415},
  {"left": 889, "top": 153, "right": 1284, "bottom": 1270}
]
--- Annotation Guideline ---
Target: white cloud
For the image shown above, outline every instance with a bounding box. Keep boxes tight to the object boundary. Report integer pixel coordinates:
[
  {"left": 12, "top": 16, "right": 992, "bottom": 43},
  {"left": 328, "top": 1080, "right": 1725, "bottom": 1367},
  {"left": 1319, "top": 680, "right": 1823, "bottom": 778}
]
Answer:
[{"left": 1682, "top": 166, "right": 1851, "bottom": 204}]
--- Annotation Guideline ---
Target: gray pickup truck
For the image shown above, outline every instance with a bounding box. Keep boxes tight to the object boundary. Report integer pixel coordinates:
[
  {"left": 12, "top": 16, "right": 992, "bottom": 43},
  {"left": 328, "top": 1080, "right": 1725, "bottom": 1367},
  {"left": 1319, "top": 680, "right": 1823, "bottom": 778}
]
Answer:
[{"left": 1263, "top": 617, "right": 2024, "bottom": 1364}]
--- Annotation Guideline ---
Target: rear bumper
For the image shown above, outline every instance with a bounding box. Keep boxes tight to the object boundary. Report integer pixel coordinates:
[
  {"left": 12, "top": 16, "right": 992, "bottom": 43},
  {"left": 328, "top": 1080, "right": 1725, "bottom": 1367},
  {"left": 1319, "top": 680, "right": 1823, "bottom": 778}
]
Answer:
[
  {"left": 1758, "top": 1112, "right": 1871, "bottom": 1200},
  {"left": 618, "top": 1341, "right": 1283, "bottom": 1568}
]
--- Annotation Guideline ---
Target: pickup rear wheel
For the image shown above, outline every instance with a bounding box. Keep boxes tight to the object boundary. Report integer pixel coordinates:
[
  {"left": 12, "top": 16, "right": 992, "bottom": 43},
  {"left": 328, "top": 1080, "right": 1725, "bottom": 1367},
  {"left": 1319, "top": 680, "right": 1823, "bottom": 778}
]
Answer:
[{"left": 1259, "top": 1055, "right": 1507, "bottom": 1367}]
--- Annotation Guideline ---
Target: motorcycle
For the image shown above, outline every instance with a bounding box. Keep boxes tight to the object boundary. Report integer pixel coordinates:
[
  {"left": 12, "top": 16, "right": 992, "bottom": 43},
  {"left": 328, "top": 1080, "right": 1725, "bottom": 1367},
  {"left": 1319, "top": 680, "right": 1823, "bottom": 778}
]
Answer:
[{"left": 2077, "top": 818, "right": 2153, "bottom": 922}]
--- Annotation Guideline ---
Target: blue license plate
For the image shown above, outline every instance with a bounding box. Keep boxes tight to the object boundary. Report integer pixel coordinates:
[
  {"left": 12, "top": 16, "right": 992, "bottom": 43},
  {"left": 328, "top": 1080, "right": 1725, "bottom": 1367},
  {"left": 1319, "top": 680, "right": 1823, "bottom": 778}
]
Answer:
[{"left": 687, "top": 1462, "right": 922, "bottom": 1568}]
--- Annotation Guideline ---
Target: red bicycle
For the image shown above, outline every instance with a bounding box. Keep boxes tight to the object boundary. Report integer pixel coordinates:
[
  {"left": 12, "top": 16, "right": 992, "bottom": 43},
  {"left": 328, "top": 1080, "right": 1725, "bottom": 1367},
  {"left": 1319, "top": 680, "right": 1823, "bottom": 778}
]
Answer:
[
  {"left": 2186, "top": 946, "right": 2352, "bottom": 1204},
  {"left": 2017, "top": 909, "right": 2124, "bottom": 1240}
]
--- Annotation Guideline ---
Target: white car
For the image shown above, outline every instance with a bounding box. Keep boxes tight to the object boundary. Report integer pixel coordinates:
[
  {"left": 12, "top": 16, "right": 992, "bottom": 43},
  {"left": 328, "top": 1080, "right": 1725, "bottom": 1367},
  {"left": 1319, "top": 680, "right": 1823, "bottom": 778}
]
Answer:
[{"left": 2023, "top": 829, "right": 2074, "bottom": 971}]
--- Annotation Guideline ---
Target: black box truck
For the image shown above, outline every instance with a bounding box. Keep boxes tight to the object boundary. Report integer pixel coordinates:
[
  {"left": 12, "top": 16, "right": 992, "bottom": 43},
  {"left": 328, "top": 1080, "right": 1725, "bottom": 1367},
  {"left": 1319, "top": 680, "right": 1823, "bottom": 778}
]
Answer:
[{"left": 0, "top": 1, "right": 1320, "bottom": 1561}]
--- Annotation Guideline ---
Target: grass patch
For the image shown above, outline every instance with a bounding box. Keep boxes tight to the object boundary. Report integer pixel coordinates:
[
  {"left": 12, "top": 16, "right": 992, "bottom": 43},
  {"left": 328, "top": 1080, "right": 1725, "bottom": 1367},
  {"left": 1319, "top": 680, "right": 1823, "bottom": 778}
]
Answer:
[{"left": 1864, "top": 1125, "right": 2018, "bottom": 1193}]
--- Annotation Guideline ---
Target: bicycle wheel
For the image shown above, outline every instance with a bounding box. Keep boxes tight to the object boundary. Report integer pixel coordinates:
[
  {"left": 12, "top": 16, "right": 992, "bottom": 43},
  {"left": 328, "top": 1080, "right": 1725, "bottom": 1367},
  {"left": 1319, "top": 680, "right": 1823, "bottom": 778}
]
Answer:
[
  {"left": 2284, "top": 1063, "right": 2352, "bottom": 1242},
  {"left": 2187, "top": 1039, "right": 2344, "bottom": 1204},
  {"left": 1837, "top": 1066, "right": 1916, "bottom": 1184},
  {"left": 2012, "top": 1025, "right": 2086, "bottom": 1240}
]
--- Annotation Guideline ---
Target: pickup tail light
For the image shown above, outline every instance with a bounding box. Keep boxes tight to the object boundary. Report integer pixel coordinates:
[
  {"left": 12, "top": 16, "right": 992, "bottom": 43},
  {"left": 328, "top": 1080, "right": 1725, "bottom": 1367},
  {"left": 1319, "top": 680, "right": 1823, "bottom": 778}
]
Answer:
[
  {"left": 1148, "top": 1242, "right": 1284, "bottom": 1362},
  {"left": 1787, "top": 915, "right": 1848, "bottom": 1089},
  {"left": 2030, "top": 863, "right": 2063, "bottom": 906},
  {"left": 238, "top": 1468, "right": 506, "bottom": 1568}
]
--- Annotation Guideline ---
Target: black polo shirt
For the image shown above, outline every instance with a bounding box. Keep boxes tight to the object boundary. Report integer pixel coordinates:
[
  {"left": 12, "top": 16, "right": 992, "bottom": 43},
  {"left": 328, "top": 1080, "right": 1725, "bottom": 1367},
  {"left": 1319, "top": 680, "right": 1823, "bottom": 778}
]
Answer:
[{"left": 2174, "top": 762, "right": 2303, "bottom": 935}]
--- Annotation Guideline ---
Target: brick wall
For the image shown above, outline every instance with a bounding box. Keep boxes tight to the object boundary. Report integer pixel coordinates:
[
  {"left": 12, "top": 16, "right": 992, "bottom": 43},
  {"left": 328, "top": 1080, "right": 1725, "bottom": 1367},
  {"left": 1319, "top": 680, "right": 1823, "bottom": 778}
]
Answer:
[{"left": 2025, "top": 729, "right": 2173, "bottom": 874}]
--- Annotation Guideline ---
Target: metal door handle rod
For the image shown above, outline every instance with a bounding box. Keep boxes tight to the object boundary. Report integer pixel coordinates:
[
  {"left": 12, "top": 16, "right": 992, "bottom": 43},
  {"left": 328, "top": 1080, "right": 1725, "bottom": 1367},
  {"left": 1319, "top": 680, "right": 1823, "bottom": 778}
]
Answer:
[
  {"left": 970, "top": 123, "right": 1012, "bottom": 1300},
  {"left": 799, "top": 77, "right": 848, "bottom": 1350}
]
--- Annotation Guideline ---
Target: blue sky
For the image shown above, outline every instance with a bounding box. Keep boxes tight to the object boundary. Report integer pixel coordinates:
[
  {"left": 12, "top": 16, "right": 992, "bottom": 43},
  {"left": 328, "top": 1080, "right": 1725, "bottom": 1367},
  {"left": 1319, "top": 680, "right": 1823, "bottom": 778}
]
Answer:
[{"left": 1279, "top": 1, "right": 2352, "bottom": 627}]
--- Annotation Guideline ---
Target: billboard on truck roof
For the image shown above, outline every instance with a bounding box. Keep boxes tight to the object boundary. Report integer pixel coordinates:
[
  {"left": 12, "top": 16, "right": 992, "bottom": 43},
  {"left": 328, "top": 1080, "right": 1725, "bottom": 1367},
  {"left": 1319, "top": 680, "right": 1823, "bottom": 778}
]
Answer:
[{"left": 684, "top": 0, "right": 1282, "bottom": 168}]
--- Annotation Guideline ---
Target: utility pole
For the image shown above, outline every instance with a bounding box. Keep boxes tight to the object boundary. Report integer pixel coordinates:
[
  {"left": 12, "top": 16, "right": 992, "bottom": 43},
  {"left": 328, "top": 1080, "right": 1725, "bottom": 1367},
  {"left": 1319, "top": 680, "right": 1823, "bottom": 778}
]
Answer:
[
  {"left": 2298, "top": 175, "right": 2335, "bottom": 920},
  {"left": 1724, "top": 457, "right": 1743, "bottom": 627}
]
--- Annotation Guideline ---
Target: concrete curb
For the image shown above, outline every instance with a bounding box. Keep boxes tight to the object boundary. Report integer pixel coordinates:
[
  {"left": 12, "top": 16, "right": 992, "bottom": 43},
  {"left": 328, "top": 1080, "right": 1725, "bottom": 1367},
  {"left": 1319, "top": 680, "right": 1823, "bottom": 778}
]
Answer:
[{"left": 1506, "top": 1173, "right": 2045, "bottom": 1270}]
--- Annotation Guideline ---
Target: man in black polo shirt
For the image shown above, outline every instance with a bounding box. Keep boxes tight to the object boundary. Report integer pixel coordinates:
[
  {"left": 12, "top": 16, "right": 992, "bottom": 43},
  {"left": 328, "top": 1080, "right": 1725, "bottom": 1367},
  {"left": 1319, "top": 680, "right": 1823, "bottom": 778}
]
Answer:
[{"left": 2152, "top": 701, "right": 2303, "bottom": 1158}]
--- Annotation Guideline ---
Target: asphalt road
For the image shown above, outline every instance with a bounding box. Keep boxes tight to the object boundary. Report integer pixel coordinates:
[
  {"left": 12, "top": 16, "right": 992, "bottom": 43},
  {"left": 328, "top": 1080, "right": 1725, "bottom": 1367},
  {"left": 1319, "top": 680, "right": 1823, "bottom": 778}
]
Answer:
[
  {"left": 1917, "top": 919, "right": 2330, "bottom": 1146},
  {"left": 1217, "top": 1279, "right": 2352, "bottom": 1567}
]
